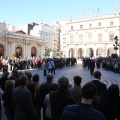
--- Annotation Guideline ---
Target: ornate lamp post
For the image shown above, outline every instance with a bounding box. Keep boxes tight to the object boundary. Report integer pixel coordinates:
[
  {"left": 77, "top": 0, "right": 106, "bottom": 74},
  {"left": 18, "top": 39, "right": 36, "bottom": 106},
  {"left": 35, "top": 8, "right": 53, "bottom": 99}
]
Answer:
[
  {"left": 44, "top": 46, "right": 47, "bottom": 57},
  {"left": 113, "top": 36, "right": 119, "bottom": 54}
]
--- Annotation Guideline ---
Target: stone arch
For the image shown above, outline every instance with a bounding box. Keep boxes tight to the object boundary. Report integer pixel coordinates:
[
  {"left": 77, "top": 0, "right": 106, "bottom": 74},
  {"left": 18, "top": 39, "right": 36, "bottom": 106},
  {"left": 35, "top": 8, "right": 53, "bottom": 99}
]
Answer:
[
  {"left": 31, "top": 46, "right": 36, "bottom": 57},
  {"left": 107, "top": 47, "right": 115, "bottom": 57},
  {"left": 96, "top": 48, "right": 104, "bottom": 57},
  {"left": 15, "top": 44, "right": 22, "bottom": 58},
  {"left": 68, "top": 48, "right": 74, "bottom": 57},
  {"left": 0, "top": 44, "right": 4, "bottom": 57},
  {"left": 86, "top": 48, "right": 94, "bottom": 58},
  {"left": 77, "top": 48, "right": 84, "bottom": 58}
]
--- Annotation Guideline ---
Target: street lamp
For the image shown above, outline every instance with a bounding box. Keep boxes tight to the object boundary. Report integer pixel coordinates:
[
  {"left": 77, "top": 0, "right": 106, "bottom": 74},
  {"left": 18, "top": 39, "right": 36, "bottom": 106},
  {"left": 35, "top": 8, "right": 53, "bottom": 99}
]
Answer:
[
  {"left": 44, "top": 46, "right": 47, "bottom": 57},
  {"left": 113, "top": 36, "right": 119, "bottom": 54}
]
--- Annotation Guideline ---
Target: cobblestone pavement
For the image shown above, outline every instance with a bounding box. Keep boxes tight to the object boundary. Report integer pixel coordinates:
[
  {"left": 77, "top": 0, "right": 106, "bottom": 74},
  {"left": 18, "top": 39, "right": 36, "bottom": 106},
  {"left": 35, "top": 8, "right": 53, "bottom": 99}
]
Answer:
[
  {"left": 1, "top": 60, "right": 120, "bottom": 89},
  {"left": 22, "top": 60, "right": 120, "bottom": 89},
  {"left": 1, "top": 60, "right": 120, "bottom": 120}
]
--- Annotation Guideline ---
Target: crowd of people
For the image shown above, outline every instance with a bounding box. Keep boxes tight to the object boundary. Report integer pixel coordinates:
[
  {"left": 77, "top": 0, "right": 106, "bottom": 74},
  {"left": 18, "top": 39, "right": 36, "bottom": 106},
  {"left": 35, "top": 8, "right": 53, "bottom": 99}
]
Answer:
[
  {"left": 0, "top": 56, "right": 77, "bottom": 73},
  {"left": 0, "top": 68, "right": 120, "bottom": 120},
  {"left": 0, "top": 55, "right": 120, "bottom": 120},
  {"left": 82, "top": 57, "right": 120, "bottom": 75}
]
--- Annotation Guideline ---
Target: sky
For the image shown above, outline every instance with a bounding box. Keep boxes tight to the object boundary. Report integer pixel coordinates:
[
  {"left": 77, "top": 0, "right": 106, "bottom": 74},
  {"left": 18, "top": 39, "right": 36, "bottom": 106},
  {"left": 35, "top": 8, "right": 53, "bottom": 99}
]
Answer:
[{"left": 0, "top": 0, "right": 120, "bottom": 29}]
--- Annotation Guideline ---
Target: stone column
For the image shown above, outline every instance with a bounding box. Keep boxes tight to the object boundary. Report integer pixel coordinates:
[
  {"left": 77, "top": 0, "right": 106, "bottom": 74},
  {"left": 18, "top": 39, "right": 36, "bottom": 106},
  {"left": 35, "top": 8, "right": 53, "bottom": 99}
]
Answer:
[{"left": 94, "top": 48, "right": 97, "bottom": 57}]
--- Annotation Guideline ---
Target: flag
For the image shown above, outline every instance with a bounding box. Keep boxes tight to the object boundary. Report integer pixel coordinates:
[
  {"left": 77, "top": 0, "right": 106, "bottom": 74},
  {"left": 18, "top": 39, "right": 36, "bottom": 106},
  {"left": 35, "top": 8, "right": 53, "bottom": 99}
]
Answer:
[
  {"left": 98, "top": 6, "right": 99, "bottom": 13},
  {"left": 83, "top": 9, "right": 85, "bottom": 15},
  {"left": 92, "top": 7, "right": 94, "bottom": 14},
  {"left": 88, "top": 7, "right": 90, "bottom": 14}
]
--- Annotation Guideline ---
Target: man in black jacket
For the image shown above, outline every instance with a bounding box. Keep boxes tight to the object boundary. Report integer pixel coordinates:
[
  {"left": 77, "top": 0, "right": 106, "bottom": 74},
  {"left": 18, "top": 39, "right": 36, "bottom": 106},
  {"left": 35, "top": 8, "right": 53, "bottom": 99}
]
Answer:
[
  {"left": 92, "top": 71, "right": 107, "bottom": 97},
  {"left": 50, "top": 76, "right": 75, "bottom": 120},
  {"left": 11, "top": 74, "right": 38, "bottom": 120},
  {"left": 89, "top": 59, "right": 95, "bottom": 75}
]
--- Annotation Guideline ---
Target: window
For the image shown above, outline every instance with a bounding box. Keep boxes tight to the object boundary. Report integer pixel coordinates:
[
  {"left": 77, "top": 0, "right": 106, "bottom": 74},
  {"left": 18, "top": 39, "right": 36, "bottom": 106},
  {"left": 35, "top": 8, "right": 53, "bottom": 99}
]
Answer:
[
  {"left": 63, "top": 34, "right": 66, "bottom": 38},
  {"left": 79, "top": 35, "right": 83, "bottom": 42},
  {"left": 109, "top": 34, "right": 114, "bottom": 42},
  {"left": 71, "top": 26, "right": 73, "bottom": 30},
  {"left": 98, "top": 22, "right": 101, "bottom": 27},
  {"left": 88, "top": 34, "right": 92, "bottom": 42},
  {"left": 89, "top": 24, "right": 92, "bottom": 28},
  {"left": 63, "top": 38, "right": 66, "bottom": 41},
  {"left": 70, "top": 36, "right": 74, "bottom": 43},
  {"left": 98, "top": 34, "right": 102, "bottom": 42},
  {"left": 80, "top": 25, "right": 83, "bottom": 29},
  {"left": 110, "top": 21, "right": 113, "bottom": 26}
]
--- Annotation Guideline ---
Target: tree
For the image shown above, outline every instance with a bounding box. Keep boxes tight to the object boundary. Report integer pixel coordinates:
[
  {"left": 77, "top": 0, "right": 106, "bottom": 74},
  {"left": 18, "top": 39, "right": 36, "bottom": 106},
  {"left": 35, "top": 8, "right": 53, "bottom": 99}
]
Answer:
[
  {"left": 45, "top": 48, "right": 52, "bottom": 57},
  {"left": 111, "top": 53, "right": 118, "bottom": 58}
]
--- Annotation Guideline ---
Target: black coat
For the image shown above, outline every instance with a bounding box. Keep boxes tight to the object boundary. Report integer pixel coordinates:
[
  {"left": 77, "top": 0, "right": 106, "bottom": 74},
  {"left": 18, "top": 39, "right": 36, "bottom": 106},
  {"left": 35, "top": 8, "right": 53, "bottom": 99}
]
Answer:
[
  {"left": 11, "top": 86, "right": 38, "bottom": 120},
  {"left": 50, "top": 89, "right": 75, "bottom": 120},
  {"left": 98, "top": 94, "right": 120, "bottom": 120},
  {"left": 91, "top": 80, "right": 107, "bottom": 97},
  {"left": 90, "top": 61, "right": 95, "bottom": 69},
  {"left": 0, "top": 76, "right": 8, "bottom": 91}
]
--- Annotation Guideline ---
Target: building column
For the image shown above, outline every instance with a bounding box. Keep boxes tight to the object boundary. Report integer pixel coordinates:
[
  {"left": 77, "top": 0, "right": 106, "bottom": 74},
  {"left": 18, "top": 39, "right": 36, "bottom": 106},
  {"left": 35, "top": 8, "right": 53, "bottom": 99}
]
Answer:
[
  {"left": 66, "top": 46, "right": 69, "bottom": 57},
  {"left": 94, "top": 48, "right": 97, "bottom": 58},
  {"left": 84, "top": 47, "right": 87, "bottom": 57}
]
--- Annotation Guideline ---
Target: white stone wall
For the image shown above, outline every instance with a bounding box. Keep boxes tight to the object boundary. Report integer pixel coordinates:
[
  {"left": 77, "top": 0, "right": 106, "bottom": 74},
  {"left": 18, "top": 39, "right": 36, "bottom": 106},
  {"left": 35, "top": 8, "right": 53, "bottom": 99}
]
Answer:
[
  {"left": 0, "top": 28, "right": 45, "bottom": 57},
  {"left": 60, "top": 13, "right": 120, "bottom": 58}
]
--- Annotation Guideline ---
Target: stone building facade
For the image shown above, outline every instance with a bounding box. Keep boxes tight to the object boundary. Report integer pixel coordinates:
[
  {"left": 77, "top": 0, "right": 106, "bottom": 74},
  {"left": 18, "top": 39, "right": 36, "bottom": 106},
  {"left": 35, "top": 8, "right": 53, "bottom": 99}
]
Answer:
[
  {"left": 0, "top": 22, "right": 45, "bottom": 58},
  {"left": 60, "top": 13, "right": 120, "bottom": 58}
]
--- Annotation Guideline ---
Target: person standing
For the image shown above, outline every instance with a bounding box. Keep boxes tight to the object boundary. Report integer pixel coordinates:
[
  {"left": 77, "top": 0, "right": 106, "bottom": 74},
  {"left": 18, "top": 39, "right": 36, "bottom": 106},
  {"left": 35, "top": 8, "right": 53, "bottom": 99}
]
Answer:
[
  {"left": 2, "top": 57, "right": 8, "bottom": 73},
  {"left": 91, "top": 71, "right": 107, "bottom": 97},
  {"left": 39, "top": 74, "right": 54, "bottom": 120},
  {"left": 89, "top": 59, "right": 95, "bottom": 75},
  {"left": 47, "top": 59, "right": 55, "bottom": 74},
  {"left": 3, "top": 80, "right": 15, "bottom": 120},
  {"left": 0, "top": 87, "right": 4, "bottom": 120},
  {"left": 42, "top": 59, "right": 47, "bottom": 76},
  {"left": 49, "top": 76, "right": 75, "bottom": 120},
  {"left": 69, "top": 76, "right": 82, "bottom": 103},
  {"left": 98, "top": 84, "right": 120, "bottom": 120},
  {"left": 61, "top": 82, "right": 105, "bottom": 120},
  {"left": 11, "top": 74, "right": 38, "bottom": 120},
  {"left": 91, "top": 71, "right": 107, "bottom": 109}
]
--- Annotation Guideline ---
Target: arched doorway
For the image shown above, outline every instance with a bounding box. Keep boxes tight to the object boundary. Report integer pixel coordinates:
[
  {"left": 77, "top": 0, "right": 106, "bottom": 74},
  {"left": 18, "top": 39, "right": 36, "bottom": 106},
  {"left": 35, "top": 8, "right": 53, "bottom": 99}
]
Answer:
[
  {"left": 69, "top": 48, "right": 74, "bottom": 57},
  {"left": 31, "top": 47, "right": 36, "bottom": 57},
  {"left": 107, "top": 47, "right": 114, "bottom": 57},
  {"left": 0, "top": 44, "right": 4, "bottom": 57},
  {"left": 15, "top": 45, "right": 22, "bottom": 58},
  {"left": 78, "top": 48, "right": 84, "bottom": 58},
  {"left": 86, "top": 48, "right": 94, "bottom": 58},
  {"left": 96, "top": 48, "right": 104, "bottom": 57}
]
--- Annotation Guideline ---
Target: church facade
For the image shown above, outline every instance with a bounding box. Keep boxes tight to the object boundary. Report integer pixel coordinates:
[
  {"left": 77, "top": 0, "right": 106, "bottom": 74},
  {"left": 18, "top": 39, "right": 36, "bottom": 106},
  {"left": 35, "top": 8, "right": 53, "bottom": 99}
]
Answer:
[{"left": 0, "top": 22, "right": 45, "bottom": 58}]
